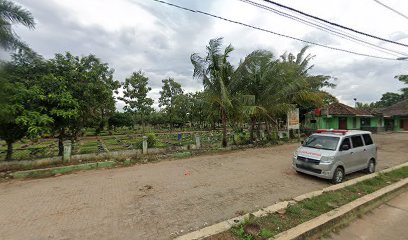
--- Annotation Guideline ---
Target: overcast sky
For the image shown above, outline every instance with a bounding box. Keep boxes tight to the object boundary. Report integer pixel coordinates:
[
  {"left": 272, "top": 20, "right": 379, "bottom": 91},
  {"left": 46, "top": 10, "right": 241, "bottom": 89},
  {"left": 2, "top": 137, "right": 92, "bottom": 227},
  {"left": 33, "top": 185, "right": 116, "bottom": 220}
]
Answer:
[{"left": 13, "top": 0, "right": 408, "bottom": 110}]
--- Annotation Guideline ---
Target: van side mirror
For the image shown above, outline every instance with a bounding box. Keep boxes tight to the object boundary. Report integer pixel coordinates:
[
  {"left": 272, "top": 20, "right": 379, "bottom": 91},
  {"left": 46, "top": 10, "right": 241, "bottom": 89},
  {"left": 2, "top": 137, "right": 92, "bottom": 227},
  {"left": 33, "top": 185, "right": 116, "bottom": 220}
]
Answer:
[
  {"left": 341, "top": 144, "right": 350, "bottom": 151},
  {"left": 300, "top": 140, "right": 304, "bottom": 145}
]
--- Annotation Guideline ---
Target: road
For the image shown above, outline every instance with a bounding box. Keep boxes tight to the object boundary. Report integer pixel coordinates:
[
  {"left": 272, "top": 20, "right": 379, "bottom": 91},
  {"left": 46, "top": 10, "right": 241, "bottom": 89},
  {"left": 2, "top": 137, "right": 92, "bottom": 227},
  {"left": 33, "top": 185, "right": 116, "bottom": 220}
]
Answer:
[
  {"left": 0, "top": 133, "right": 407, "bottom": 240},
  {"left": 329, "top": 190, "right": 408, "bottom": 240}
]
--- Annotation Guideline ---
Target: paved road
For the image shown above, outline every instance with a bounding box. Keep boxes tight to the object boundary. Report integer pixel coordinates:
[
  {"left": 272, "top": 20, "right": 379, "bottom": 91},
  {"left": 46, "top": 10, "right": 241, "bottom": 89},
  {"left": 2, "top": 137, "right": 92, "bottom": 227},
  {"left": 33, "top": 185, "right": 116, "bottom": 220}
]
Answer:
[
  {"left": 329, "top": 190, "right": 408, "bottom": 240},
  {"left": 0, "top": 133, "right": 407, "bottom": 240}
]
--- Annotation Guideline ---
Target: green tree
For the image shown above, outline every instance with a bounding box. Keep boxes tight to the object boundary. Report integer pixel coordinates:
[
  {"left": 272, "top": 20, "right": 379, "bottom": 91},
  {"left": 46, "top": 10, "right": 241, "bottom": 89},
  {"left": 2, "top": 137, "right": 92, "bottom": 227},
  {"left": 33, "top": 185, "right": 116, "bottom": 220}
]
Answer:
[
  {"left": 191, "top": 37, "right": 234, "bottom": 147},
  {"left": 0, "top": 50, "right": 53, "bottom": 160},
  {"left": 396, "top": 73, "right": 408, "bottom": 98},
  {"left": 47, "top": 52, "right": 119, "bottom": 154},
  {"left": 231, "top": 47, "right": 334, "bottom": 139},
  {"left": 108, "top": 112, "right": 133, "bottom": 130},
  {"left": 377, "top": 92, "right": 403, "bottom": 107},
  {"left": 119, "top": 71, "right": 154, "bottom": 133},
  {"left": 0, "top": 0, "right": 35, "bottom": 51},
  {"left": 158, "top": 78, "right": 184, "bottom": 128}
]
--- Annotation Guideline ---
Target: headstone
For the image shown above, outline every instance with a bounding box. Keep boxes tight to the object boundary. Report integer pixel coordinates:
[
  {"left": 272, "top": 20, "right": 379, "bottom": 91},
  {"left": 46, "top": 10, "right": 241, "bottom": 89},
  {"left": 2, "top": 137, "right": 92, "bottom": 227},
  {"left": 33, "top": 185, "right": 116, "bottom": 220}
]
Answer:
[
  {"left": 195, "top": 135, "right": 201, "bottom": 149},
  {"left": 63, "top": 140, "right": 72, "bottom": 163},
  {"left": 142, "top": 136, "right": 148, "bottom": 154},
  {"left": 260, "top": 130, "right": 265, "bottom": 140}
]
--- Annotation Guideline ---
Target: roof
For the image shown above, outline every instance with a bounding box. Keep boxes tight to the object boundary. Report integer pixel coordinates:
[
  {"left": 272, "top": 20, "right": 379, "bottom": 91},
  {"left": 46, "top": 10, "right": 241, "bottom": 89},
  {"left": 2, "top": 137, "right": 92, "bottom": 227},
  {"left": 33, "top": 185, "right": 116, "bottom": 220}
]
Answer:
[
  {"left": 380, "top": 99, "right": 408, "bottom": 117},
  {"left": 321, "top": 103, "right": 373, "bottom": 116}
]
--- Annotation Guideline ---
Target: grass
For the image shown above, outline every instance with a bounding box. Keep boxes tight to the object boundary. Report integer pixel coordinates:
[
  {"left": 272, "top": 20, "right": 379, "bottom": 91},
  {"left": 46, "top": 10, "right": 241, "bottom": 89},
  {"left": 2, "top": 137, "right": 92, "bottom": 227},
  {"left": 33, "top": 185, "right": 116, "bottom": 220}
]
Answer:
[{"left": 226, "top": 167, "right": 408, "bottom": 240}]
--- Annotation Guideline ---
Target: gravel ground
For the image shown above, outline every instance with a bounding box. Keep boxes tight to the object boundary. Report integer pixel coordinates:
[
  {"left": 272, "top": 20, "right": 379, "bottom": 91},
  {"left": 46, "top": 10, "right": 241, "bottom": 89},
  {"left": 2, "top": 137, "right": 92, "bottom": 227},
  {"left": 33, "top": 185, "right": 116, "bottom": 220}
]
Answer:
[{"left": 0, "top": 133, "right": 406, "bottom": 240}]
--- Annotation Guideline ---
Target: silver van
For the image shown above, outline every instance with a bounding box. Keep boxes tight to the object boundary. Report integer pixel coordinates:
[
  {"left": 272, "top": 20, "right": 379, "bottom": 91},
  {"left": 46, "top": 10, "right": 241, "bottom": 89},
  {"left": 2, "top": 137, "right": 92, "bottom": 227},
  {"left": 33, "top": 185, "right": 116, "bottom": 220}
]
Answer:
[{"left": 292, "top": 130, "right": 377, "bottom": 184}]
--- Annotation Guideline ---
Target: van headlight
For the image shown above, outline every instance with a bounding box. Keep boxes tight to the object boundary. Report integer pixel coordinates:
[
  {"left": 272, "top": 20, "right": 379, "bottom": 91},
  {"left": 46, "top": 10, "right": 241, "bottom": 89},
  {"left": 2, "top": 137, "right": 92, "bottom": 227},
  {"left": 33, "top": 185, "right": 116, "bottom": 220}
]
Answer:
[
  {"left": 293, "top": 152, "right": 298, "bottom": 159},
  {"left": 320, "top": 156, "right": 334, "bottom": 164}
]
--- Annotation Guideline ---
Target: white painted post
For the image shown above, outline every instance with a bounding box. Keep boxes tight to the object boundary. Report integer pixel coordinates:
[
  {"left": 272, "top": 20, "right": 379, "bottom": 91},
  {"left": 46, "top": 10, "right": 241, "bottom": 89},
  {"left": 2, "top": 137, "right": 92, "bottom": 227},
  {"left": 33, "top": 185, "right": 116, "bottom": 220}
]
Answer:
[
  {"left": 260, "top": 130, "right": 265, "bottom": 140},
  {"left": 195, "top": 135, "right": 201, "bottom": 150},
  {"left": 142, "top": 136, "right": 148, "bottom": 154},
  {"left": 63, "top": 140, "right": 72, "bottom": 163}
]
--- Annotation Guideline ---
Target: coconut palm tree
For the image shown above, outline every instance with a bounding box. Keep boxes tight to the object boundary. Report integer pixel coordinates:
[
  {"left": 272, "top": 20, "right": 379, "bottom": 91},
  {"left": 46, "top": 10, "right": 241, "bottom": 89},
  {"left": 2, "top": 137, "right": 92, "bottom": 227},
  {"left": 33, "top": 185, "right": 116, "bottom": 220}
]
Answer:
[
  {"left": 0, "top": 0, "right": 35, "bottom": 50},
  {"left": 191, "top": 37, "right": 234, "bottom": 147}
]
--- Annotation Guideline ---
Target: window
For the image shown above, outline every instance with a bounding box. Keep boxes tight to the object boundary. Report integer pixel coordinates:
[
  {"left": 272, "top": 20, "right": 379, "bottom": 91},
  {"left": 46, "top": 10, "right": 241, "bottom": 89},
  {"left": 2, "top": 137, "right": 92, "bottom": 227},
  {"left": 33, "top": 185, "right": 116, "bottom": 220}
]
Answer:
[
  {"left": 362, "top": 134, "right": 373, "bottom": 145},
  {"left": 303, "top": 135, "right": 340, "bottom": 151},
  {"left": 340, "top": 138, "right": 351, "bottom": 150},
  {"left": 361, "top": 118, "right": 371, "bottom": 127},
  {"left": 351, "top": 135, "right": 364, "bottom": 148}
]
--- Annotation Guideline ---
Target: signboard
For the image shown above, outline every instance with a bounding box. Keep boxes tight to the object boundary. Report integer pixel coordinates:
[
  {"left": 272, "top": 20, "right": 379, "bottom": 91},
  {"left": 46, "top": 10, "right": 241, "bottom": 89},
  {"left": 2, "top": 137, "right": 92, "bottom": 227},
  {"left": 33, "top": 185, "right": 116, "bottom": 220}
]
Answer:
[{"left": 287, "top": 108, "right": 300, "bottom": 130}]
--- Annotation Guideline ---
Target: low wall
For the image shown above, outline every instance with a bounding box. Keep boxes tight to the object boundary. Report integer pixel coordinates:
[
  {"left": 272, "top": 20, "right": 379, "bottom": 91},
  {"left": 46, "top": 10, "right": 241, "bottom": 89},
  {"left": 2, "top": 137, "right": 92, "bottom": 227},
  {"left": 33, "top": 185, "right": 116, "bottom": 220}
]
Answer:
[
  {"left": 0, "top": 145, "right": 193, "bottom": 172},
  {"left": 0, "top": 156, "right": 62, "bottom": 172}
]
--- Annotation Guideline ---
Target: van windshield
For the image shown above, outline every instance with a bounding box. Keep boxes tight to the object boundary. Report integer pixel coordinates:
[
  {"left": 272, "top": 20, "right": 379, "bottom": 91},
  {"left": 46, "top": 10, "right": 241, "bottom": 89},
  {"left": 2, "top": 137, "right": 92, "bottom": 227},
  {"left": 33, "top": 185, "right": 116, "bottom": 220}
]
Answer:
[{"left": 303, "top": 135, "right": 340, "bottom": 151}]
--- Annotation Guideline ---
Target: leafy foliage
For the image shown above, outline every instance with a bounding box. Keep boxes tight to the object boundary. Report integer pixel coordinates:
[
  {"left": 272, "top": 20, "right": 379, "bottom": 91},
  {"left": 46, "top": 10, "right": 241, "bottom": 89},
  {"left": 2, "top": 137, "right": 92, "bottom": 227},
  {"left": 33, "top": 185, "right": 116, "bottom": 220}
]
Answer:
[
  {"left": 119, "top": 71, "right": 154, "bottom": 132},
  {"left": 0, "top": 0, "right": 35, "bottom": 50}
]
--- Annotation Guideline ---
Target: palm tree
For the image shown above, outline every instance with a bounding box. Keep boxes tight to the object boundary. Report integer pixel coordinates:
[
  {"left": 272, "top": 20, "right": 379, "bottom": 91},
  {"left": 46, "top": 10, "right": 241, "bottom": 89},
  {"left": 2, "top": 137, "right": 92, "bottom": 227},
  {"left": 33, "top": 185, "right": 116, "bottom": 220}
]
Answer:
[
  {"left": 191, "top": 38, "right": 234, "bottom": 147},
  {"left": 231, "top": 47, "right": 335, "bottom": 139},
  {"left": 0, "top": 0, "right": 35, "bottom": 50}
]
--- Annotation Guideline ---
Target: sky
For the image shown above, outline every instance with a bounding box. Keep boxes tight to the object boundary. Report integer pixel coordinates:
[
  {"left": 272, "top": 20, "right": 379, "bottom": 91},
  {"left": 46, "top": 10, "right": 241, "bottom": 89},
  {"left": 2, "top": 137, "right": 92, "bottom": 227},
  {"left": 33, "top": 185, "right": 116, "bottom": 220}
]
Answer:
[{"left": 12, "top": 0, "right": 408, "bottom": 110}]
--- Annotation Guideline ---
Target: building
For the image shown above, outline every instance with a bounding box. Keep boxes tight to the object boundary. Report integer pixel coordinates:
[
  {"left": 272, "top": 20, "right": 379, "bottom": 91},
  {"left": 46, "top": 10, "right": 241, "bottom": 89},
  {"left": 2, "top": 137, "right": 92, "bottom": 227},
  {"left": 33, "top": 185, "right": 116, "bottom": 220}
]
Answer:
[
  {"left": 380, "top": 99, "right": 408, "bottom": 131},
  {"left": 304, "top": 102, "right": 384, "bottom": 132}
]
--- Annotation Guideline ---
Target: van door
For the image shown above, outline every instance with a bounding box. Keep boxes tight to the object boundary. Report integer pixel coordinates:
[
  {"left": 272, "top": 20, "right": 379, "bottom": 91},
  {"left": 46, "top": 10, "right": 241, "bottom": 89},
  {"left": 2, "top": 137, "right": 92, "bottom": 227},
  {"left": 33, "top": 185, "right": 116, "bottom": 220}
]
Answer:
[
  {"left": 362, "top": 133, "right": 376, "bottom": 166},
  {"left": 350, "top": 135, "right": 366, "bottom": 170},
  {"left": 337, "top": 138, "right": 354, "bottom": 173}
]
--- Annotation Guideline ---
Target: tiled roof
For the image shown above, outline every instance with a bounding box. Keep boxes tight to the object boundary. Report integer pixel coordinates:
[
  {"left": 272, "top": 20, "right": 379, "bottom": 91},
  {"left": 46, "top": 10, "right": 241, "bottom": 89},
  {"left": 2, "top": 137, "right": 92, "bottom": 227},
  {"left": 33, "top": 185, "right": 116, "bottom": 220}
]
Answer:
[
  {"left": 380, "top": 99, "right": 408, "bottom": 117},
  {"left": 321, "top": 103, "right": 373, "bottom": 116}
]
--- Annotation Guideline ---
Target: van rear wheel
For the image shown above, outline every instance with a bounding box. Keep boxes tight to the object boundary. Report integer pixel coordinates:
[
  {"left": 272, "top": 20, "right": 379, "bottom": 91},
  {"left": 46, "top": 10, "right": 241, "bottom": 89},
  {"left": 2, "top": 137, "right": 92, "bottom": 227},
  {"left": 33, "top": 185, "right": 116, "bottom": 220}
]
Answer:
[
  {"left": 365, "top": 159, "right": 376, "bottom": 174},
  {"left": 331, "top": 167, "right": 344, "bottom": 184}
]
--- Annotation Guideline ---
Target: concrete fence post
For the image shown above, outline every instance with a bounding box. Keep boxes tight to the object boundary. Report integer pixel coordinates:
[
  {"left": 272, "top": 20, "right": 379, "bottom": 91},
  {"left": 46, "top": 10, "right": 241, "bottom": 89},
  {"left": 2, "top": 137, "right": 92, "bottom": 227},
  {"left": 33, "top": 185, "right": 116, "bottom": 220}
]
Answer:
[
  {"left": 195, "top": 135, "right": 201, "bottom": 150},
  {"left": 142, "top": 136, "right": 148, "bottom": 154},
  {"left": 260, "top": 130, "right": 265, "bottom": 140},
  {"left": 63, "top": 140, "right": 72, "bottom": 163}
]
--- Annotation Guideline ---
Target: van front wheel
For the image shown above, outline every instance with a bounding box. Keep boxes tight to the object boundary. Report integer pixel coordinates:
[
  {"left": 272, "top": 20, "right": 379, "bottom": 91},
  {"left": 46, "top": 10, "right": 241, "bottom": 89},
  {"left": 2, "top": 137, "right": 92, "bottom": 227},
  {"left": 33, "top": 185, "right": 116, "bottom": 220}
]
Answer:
[{"left": 331, "top": 167, "right": 344, "bottom": 184}]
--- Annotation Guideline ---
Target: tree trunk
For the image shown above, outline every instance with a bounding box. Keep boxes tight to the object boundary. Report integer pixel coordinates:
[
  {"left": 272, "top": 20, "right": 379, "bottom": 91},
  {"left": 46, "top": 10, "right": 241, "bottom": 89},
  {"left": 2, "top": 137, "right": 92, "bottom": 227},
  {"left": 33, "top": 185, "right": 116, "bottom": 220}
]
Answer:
[
  {"left": 5, "top": 140, "right": 13, "bottom": 161},
  {"left": 141, "top": 113, "right": 145, "bottom": 133},
  {"left": 250, "top": 119, "right": 256, "bottom": 141},
  {"left": 58, "top": 129, "right": 65, "bottom": 156},
  {"left": 221, "top": 107, "right": 228, "bottom": 147}
]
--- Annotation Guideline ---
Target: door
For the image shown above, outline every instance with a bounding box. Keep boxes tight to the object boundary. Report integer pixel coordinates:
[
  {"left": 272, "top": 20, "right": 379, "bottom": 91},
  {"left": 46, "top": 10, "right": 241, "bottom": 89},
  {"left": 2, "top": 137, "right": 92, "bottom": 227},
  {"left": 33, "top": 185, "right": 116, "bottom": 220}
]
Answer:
[
  {"left": 362, "top": 133, "right": 376, "bottom": 166},
  {"left": 401, "top": 119, "right": 408, "bottom": 131},
  {"left": 339, "top": 117, "right": 347, "bottom": 130},
  {"left": 337, "top": 137, "right": 354, "bottom": 172},
  {"left": 350, "top": 135, "right": 366, "bottom": 171}
]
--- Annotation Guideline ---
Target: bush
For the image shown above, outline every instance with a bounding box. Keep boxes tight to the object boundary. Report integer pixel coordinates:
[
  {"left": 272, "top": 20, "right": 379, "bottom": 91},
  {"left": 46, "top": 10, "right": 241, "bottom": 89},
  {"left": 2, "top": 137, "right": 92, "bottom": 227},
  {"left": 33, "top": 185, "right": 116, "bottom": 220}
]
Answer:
[
  {"left": 135, "top": 133, "right": 157, "bottom": 149},
  {"left": 146, "top": 132, "right": 157, "bottom": 148}
]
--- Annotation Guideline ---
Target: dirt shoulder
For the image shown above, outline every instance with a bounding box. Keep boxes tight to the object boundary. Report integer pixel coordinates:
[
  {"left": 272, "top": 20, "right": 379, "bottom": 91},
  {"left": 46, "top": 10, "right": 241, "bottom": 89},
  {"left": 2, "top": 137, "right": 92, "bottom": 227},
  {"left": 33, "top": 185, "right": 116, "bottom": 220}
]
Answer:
[{"left": 0, "top": 133, "right": 406, "bottom": 240}]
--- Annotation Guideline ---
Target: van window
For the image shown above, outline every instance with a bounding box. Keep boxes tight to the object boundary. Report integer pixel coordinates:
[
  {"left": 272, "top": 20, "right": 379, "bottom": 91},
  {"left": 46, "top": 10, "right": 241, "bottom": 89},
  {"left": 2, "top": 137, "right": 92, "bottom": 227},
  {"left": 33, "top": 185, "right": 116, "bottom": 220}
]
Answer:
[
  {"left": 351, "top": 135, "right": 364, "bottom": 148},
  {"left": 363, "top": 134, "right": 373, "bottom": 145},
  {"left": 303, "top": 135, "right": 340, "bottom": 151},
  {"left": 340, "top": 138, "right": 351, "bottom": 150}
]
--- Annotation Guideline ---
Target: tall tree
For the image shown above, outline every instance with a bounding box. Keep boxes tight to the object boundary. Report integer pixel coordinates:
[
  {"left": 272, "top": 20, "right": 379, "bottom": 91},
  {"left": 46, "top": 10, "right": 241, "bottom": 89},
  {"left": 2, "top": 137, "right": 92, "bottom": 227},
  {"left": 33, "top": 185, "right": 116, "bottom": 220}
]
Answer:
[
  {"left": 0, "top": 50, "right": 53, "bottom": 160},
  {"left": 191, "top": 37, "right": 234, "bottom": 147},
  {"left": 0, "top": 0, "right": 35, "bottom": 51},
  {"left": 377, "top": 92, "right": 403, "bottom": 107},
  {"left": 395, "top": 73, "right": 408, "bottom": 99},
  {"left": 158, "top": 78, "right": 184, "bottom": 128},
  {"left": 47, "top": 52, "right": 119, "bottom": 154},
  {"left": 119, "top": 71, "right": 154, "bottom": 133},
  {"left": 231, "top": 47, "right": 334, "bottom": 138}
]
